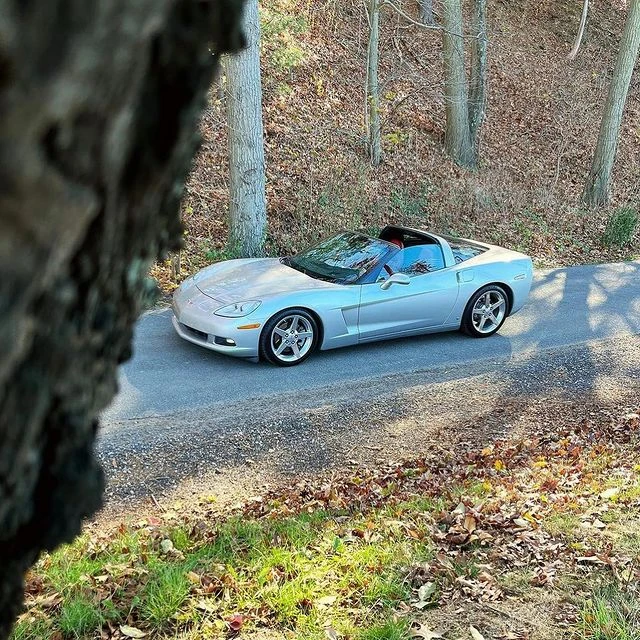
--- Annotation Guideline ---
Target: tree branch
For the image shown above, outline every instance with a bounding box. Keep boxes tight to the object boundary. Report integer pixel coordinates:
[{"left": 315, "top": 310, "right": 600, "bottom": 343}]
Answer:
[
  {"left": 381, "top": 0, "right": 480, "bottom": 39},
  {"left": 381, "top": 0, "right": 441, "bottom": 30},
  {"left": 568, "top": 0, "right": 589, "bottom": 61}
]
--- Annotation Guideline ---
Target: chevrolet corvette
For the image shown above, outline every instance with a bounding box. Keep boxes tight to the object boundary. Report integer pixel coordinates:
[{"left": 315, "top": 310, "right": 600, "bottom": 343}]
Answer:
[{"left": 172, "top": 225, "right": 533, "bottom": 366}]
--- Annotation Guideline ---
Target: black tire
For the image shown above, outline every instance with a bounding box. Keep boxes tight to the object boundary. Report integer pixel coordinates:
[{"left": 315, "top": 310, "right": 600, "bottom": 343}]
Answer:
[
  {"left": 260, "top": 308, "right": 319, "bottom": 366},
  {"left": 461, "top": 285, "right": 509, "bottom": 338}
]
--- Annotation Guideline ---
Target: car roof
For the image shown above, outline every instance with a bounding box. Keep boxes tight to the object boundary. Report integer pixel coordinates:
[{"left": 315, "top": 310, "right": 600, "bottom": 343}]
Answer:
[{"left": 379, "top": 224, "right": 447, "bottom": 245}]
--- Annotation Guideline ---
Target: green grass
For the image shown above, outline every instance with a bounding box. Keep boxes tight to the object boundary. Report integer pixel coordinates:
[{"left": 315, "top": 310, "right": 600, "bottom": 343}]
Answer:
[
  {"left": 512, "top": 208, "right": 550, "bottom": 253},
  {"left": 14, "top": 501, "right": 438, "bottom": 639},
  {"left": 9, "top": 619, "right": 51, "bottom": 640},
  {"left": 581, "top": 583, "right": 640, "bottom": 640},
  {"left": 11, "top": 437, "right": 640, "bottom": 640},
  {"left": 389, "top": 186, "right": 430, "bottom": 219},
  {"left": 58, "top": 597, "right": 104, "bottom": 638},
  {"left": 543, "top": 512, "right": 582, "bottom": 540},
  {"left": 614, "top": 530, "right": 640, "bottom": 556},
  {"left": 603, "top": 207, "right": 639, "bottom": 248},
  {"left": 362, "top": 573, "right": 411, "bottom": 607},
  {"left": 616, "top": 481, "right": 640, "bottom": 504},
  {"left": 497, "top": 568, "right": 535, "bottom": 596},
  {"left": 44, "top": 542, "right": 107, "bottom": 595},
  {"left": 261, "top": 2, "right": 309, "bottom": 71},
  {"left": 358, "top": 617, "right": 411, "bottom": 640},
  {"left": 141, "top": 564, "right": 191, "bottom": 626}
]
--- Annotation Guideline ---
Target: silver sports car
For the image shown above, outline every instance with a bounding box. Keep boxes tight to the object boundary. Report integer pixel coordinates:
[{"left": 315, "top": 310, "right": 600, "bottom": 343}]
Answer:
[{"left": 172, "top": 226, "right": 533, "bottom": 366}]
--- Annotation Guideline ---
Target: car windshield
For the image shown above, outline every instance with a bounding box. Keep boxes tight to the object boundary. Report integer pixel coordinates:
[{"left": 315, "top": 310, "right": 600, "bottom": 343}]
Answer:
[{"left": 286, "top": 232, "right": 392, "bottom": 284}]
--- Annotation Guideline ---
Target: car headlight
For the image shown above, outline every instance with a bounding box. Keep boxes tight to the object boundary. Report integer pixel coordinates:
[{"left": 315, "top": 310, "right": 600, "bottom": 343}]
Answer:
[{"left": 214, "top": 300, "right": 261, "bottom": 318}]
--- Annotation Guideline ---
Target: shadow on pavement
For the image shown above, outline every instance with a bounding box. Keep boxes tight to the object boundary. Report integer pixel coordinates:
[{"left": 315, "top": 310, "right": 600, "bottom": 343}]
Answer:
[{"left": 99, "top": 262, "right": 640, "bottom": 504}]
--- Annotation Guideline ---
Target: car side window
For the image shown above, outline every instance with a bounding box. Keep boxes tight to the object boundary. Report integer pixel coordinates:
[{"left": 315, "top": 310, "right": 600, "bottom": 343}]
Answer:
[{"left": 378, "top": 245, "right": 445, "bottom": 280}]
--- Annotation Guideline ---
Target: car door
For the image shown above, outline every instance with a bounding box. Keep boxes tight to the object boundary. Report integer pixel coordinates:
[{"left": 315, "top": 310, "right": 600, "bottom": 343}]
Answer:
[{"left": 357, "top": 245, "right": 459, "bottom": 342}]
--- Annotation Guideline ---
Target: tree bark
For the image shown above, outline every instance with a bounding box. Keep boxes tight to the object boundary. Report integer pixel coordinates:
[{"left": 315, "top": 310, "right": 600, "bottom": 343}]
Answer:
[
  {"left": 442, "top": 0, "right": 475, "bottom": 168},
  {"left": 226, "top": 0, "right": 267, "bottom": 258},
  {"left": 418, "top": 0, "right": 435, "bottom": 25},
  {"left": 468, "top": 0, "right": 488, "bottom": 159},
  {"left": 0, "top": 2, "right": 245, "bottom": 638},
  {"left": 583, "top": 0, "right": 640, "bottom": 207},
  {"left": 366, "top": 0, "right": 383, "bottom": 166}
]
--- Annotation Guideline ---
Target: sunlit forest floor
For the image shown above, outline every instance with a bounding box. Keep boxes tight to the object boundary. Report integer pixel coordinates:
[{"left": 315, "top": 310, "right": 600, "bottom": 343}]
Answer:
[{"left": 153, "top": 0, "right": 639, "bottom": 292}]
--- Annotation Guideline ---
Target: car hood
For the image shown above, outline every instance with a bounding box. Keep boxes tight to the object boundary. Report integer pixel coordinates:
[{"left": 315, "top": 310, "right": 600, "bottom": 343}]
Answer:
[{"left": 192, "top": 258, "right": 338, "bottom": 304}]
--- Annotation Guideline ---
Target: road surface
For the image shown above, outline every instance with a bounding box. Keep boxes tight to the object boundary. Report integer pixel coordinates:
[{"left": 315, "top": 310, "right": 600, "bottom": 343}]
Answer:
[
  {"left": 104, "top": 261, "right": 640, "bottom": 422},
  {"left": 97, "top": 261, "right": 640, "bottom": 508}
]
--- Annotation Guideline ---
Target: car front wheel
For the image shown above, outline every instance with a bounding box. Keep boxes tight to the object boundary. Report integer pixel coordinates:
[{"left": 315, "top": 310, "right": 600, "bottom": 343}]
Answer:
[
  {"left": 462, "top": 285, "right": 509, "bottom": 338},
  {"left": 260, "top": 308, "right": 318, "bottom": 366}
]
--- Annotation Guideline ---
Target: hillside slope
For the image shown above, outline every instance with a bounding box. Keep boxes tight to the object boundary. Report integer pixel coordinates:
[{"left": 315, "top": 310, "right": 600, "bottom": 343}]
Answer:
[{"left": 156, "top": 0, "right": 639, "bottom": 288}]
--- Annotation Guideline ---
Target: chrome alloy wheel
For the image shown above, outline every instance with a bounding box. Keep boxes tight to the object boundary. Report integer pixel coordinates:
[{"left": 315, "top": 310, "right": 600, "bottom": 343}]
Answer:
[
  {"left": 471, "top": 290, "right": 507, "bottom": 335},
  {"left": 270, "top": 314, "right": 315, "bottom": 363}
]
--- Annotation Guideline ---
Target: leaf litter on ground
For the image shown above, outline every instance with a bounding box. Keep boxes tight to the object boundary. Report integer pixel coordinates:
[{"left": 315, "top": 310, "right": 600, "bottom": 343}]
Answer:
[{"left": 12, "top": 405, "right": 640, "bottom": 640}]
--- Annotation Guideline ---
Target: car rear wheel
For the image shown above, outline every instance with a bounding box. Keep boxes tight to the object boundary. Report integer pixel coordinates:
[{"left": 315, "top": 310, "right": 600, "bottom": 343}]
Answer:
[
  {"left": 260, "top": 308, "right": 318, "bottom": 366},
  {"left": 461, "top": 285, "right": 509, "bottom": 338}
]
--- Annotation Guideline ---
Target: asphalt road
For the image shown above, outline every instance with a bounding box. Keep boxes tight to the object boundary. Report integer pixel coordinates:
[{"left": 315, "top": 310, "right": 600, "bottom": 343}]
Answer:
[{"left": 103, "top": 261, "right": 640, "bottom": 424}]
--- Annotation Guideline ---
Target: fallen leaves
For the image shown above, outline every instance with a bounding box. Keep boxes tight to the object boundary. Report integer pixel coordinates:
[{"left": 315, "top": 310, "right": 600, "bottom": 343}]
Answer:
[
  {"left": 160, "top": 539, "right": 174, "bottom": 554},
  {"left": 18, "top": 404, "right": 640, "bottom": 640},
  {"left": 414, "top": 582, "right": 437, "bottom": 609},
  {"left": 119, "top": 626, "right": 147, "bottom": 638},
  {"left": 469, "top": 626, "right": 486, "bottom": 640},
  {"left": 410, "top": 622, "right": 443, "bottom": 639},
  {"left": 225, "top": 613, "right": 245, "bottom": 632},
  {"left": 315, "top": 595, "right": 339, "bottom": 607}
]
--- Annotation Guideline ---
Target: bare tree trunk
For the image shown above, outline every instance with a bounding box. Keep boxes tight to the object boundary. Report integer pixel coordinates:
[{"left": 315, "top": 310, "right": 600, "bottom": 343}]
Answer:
[
  {"left": 226, "top": 0, "right": 267, "bottom": 257},
  {"left": 442, "top": 0, "right": 475, "bottom": 168},
  {"left": 418, "top": 0, "right": 435, "bottom": 25},
  {"left": 0, "top": 2, "right": 245, "bottom": 638},
  {"left": 583, "top": 0, "right": 640, "bottom": 207},
  {"left": 468, "top": 0, "right": 488, "bottom": 158},
  {"left": 568, "top": 0, "right": 590, "bottom": 61},
  {"left": 171, "top": 250, "right": 182, "bottom": 282},
  {"left": 366, "top": 0, "right": 383, "bottom": 166}
]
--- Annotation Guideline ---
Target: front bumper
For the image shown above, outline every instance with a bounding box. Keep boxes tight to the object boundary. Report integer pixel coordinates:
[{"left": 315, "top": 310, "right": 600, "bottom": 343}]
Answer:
[{"left": 171, "top": 314, "right": 260, "bottom": 361}]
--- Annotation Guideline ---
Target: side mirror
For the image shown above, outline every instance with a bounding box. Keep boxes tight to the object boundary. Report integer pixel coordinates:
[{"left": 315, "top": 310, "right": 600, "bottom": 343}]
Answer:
[{"left": 380, "top": 273, "right": 411, "bottom": 290}]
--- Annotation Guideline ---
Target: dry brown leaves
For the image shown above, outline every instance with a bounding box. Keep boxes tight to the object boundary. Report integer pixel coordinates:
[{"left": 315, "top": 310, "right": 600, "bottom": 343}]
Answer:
[
  {"left": 240, "top": 407, "right": 640, "bottom": 613},
  {"left": 157, "top": 0, "right": 636, "bottom": 292}
]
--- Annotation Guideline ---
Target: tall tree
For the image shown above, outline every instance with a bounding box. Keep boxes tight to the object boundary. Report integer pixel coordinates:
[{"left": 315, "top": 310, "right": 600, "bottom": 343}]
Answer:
[
  {"left": 468, "top": 0, "right": 488, "bottom": 157},
  {"left": 583, "top": 0, "right": 640, "bottom": 207},
  {"left": 442, "top": 0, "right": 475, "bottom": 168},
  {"left": 418, "top": 0, "right": 435, "bottom": 25},
  {"left": 0, "top": 1, "right": 245, "bottom": 638},
  {"left": 366, "top": 0, "right": 383, "bottom": 166},
  {"left": 226, "top": 0, "right": 267, "bottom": 256},
  {"left": 440, "top": 0, "right": 487, "bottom": 169}
]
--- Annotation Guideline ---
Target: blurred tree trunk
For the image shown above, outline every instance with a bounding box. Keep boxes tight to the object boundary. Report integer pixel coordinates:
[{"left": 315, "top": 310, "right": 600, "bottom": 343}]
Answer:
[
  {"left": 226, "top": 0, "right": 267, "bottom": 257},
  {"left": 366, "top": 0, "right": 383, "bottom": 166},
  {"left": 442, "top": 0, "right": 475, "bottom": 168},
  {"left": 0, "top": 2, "right": 245, "bottom": 638},
  {"left": 583, "top": 0, "right": 640, "bottom": 207},
  {"left": 418, "top": 0, "right": 435, "bottom": 25}
]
